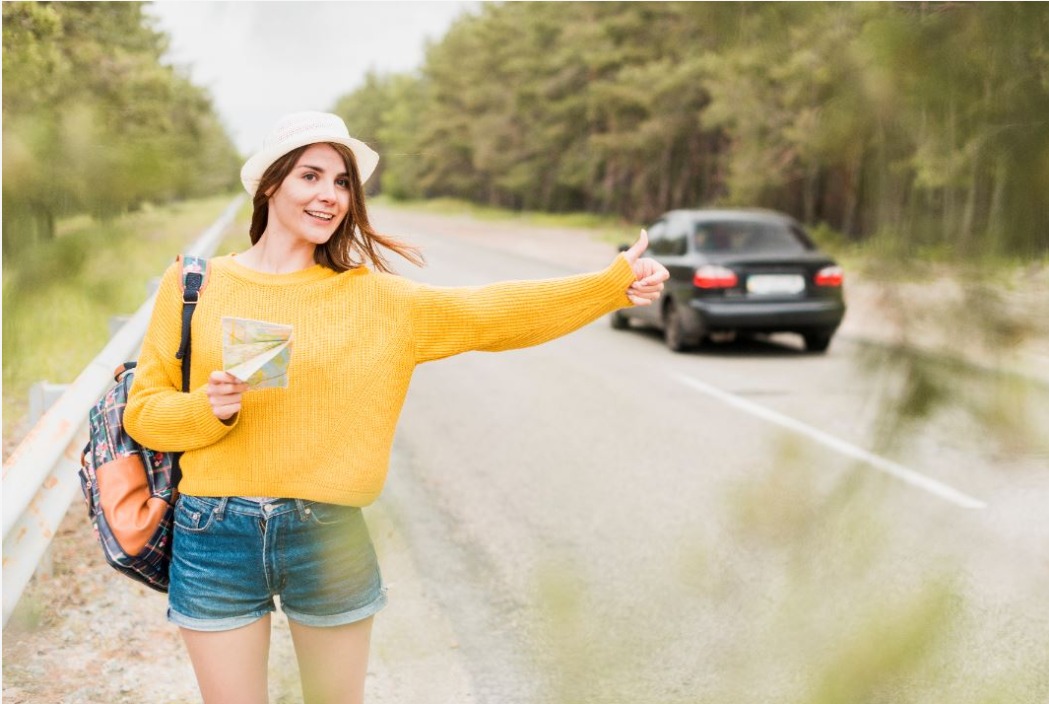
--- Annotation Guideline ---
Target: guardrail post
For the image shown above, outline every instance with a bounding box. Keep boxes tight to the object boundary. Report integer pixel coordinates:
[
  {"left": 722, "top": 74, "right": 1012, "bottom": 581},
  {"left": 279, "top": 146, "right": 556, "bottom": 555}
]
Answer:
[
  {"left": 28, "top": 382, "right": 69, "bottom": 426},
  {"left": 25, "top": 382, "right": 70, "bottom": 581}
]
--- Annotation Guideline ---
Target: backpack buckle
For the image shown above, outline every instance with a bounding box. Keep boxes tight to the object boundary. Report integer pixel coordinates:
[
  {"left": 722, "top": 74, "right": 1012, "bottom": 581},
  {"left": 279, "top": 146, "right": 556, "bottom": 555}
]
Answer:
[{"left": 182, "top": 271, "right": 204, "bottom": 303}]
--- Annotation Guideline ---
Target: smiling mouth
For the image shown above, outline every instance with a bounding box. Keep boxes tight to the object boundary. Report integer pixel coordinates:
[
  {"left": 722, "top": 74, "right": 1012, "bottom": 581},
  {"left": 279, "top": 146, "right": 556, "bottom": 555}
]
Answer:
[{"left": 305, "top": 210, "right": 335, "bottom": 221}]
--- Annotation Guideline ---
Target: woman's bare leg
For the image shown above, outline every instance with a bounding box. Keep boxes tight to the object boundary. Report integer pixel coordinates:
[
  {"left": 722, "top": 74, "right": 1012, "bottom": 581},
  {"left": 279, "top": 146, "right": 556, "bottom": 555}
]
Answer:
[
  {"left": 180, "top": 615, "right": 272, "bottom": 704},
  {"left": 288, "top": 616, "right": 374, "bottom": 704}
]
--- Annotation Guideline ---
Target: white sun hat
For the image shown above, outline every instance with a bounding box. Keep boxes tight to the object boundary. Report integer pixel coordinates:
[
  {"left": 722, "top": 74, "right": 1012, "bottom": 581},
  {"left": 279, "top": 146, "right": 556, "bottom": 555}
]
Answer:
[{"left": 240, "top": 111, "right": 380, "bottom": 197}]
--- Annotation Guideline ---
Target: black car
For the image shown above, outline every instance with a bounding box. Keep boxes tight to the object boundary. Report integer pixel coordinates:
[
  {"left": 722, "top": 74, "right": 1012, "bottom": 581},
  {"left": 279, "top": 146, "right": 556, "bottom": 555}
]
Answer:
[{"left": 613, "top": 209, "right": 846, "bottom": 353}]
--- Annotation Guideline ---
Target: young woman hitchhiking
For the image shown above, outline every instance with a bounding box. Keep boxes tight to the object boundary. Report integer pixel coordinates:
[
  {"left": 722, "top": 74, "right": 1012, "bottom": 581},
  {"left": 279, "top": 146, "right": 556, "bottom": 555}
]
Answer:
[{"left": 124, "top": 111, "right": 668, "bottom": 704}]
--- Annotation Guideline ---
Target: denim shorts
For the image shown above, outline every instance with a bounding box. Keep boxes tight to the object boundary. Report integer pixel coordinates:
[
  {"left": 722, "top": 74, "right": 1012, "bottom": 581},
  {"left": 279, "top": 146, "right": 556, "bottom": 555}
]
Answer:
[{"left": 168, "top": 495, "right": 386, "bottom": 632}]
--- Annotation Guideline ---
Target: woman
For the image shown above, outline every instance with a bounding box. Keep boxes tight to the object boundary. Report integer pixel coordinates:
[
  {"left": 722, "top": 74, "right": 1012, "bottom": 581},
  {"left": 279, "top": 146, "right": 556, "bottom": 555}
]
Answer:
[{"left": 125, "top": 111, "right": 668, "bottom": 704}]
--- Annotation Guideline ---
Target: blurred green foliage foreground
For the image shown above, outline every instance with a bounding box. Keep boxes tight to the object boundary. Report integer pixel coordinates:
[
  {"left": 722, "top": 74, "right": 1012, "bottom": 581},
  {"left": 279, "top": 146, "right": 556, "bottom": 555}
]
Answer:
[
  {"left": 336, "top": 2, "right": 1049, "bottom": 260},
  {"left": 2, "top": 1, "right": 240, "bottom": 259}
]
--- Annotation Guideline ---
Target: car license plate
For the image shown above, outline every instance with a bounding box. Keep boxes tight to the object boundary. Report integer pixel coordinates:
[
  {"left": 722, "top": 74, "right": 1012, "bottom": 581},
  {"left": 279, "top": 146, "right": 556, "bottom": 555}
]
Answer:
[{"left": 746, "top": 274, "right": 805, "bottom": 295}]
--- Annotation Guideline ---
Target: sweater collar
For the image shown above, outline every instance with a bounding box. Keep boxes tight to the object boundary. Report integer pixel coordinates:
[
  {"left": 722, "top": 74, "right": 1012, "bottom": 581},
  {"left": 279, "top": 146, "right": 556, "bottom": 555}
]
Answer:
[{"left": 221, "top": 254, "right": 366, "bottom": 285}]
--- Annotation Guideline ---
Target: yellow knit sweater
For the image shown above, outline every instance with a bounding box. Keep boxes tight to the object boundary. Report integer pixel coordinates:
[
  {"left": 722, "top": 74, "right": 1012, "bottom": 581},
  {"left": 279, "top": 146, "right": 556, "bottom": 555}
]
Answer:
[{"left": 125, "top": 253, "right": 636, "bottom": 505}]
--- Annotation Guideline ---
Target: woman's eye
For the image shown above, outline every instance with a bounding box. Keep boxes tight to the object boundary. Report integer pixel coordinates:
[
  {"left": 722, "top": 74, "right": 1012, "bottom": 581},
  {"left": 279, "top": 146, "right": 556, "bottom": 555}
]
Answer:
[
  {"left": 336, "top": 178, "right": 350, "bottom": 188},
  {"left": 303, "top": 172, "right": 316, "bottom": 181}
]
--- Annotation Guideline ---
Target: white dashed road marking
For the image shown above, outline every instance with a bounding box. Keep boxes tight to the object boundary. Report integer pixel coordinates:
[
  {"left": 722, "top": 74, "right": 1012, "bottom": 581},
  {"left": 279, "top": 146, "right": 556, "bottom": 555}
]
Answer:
[{"left": 673, "top": 372, "right": 987, "bottom": 510}]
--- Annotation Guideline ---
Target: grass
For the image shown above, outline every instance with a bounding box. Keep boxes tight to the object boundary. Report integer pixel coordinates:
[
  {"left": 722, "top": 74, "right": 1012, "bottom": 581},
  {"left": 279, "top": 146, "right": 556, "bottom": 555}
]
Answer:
[
  {"left": 214, "top": 201, "right": 255, "bottom": 255},
  {"left": 2, "top": 194, "right": 250, "bottom": 448},
  {"left": 805, "top": 221, "right": 1049, "bottom": 284}
]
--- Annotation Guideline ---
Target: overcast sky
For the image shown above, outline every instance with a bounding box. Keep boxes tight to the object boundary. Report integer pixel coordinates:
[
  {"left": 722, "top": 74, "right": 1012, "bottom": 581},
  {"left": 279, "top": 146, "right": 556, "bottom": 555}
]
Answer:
[{"left": 146, "top": 1, "right": 478, "bottom": 154}]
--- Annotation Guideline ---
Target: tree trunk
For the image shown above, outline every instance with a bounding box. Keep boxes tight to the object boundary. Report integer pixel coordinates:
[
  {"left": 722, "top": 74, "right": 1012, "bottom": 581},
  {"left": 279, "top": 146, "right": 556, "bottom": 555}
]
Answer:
[
  {"left": 842, "top": 152, "right": 861, "bottom": 239},
  {"left": 942, "top": 96, "right": 958, "bottom": 247},
  {"left": 802, "top": 164, "right": 818, "bottom": 224},
  {"left": 658, "top": 144, "right": 673, "bottom": 211},
  {"left": 960, "top": 150, "right": 978, "bottom": 252},
  {"left": 987, "top": 154, "right": 1007, "bottom": 242}
]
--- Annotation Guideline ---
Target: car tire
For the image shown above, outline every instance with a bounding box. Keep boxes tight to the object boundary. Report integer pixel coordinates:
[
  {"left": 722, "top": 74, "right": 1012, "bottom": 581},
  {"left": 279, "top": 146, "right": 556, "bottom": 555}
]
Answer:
[
  {"left": 610, "top": 310, "right": 629, "bottom": 330},
  {"left": 803, "top": 330, "right": 834, "bottom": 353},
  {"left": 664, "top": 305, "right": 696, "bottom": 352}
]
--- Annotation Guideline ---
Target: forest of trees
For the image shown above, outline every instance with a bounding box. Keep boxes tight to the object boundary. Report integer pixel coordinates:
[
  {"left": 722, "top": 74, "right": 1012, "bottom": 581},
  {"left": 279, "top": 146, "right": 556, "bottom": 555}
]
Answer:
[
  {"left": 2, "top": 1, "right": 240, "bottom": 257},
  {"left": 3, "top": 3, "right": 1045, "bottom": 259},
  {"left": 334, "top": 2, "right": 1049, "bottom": 257}
]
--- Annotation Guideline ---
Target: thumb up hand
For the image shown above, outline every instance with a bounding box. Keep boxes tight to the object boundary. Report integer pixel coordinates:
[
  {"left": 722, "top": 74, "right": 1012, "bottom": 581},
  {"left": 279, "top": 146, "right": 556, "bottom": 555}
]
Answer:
[
  {"left": 620, "top": 229, "right": 669, "bottom": 306},
  {"left": 622, "top": 228, "right": 649, "bottom": 265}
]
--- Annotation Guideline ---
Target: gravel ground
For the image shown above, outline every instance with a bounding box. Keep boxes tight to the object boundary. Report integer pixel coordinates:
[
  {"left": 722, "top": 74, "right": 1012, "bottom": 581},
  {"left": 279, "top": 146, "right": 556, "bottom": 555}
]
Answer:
[
  {"left": 3, "top": 506, "right": 204, "bottom": 703},
  {"left": 4, "top": 205, "right": 1046, "bottom": 702}
]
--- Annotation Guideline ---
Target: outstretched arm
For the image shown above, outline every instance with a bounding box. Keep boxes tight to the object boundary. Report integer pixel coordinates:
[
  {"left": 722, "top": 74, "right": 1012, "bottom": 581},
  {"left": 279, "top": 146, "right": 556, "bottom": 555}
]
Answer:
[{"left": 409, "top": 230, "right": 669, "bottom": 364}]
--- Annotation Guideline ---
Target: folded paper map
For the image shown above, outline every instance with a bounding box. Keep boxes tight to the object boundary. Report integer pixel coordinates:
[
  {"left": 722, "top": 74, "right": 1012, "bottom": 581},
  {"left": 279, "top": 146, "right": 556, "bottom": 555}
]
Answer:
[{"left": 221, "top": 317, "right": 293, "bottom": 390}]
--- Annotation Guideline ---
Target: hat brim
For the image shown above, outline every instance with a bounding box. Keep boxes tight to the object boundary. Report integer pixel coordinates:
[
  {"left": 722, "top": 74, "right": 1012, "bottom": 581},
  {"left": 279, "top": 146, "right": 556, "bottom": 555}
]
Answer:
[{"left": 240, "top": 135, "right": 380, "bottom": 197}]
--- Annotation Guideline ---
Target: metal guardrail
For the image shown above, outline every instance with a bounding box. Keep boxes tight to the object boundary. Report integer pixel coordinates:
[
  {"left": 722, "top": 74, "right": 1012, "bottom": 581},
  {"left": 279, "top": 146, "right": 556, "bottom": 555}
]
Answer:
[{"left": 2, "top": 195, "right": 245, "bottom": 627}]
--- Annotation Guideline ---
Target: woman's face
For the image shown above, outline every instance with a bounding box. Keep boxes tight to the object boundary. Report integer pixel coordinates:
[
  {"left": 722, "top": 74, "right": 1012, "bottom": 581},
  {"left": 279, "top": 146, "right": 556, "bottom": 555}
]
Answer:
[{"left": 265, "top": 143, "right": 351, "bottom": 247}]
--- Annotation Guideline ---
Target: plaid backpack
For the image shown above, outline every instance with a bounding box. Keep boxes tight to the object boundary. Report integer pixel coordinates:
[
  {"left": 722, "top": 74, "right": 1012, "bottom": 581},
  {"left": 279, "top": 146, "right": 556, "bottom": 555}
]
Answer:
[{"left": 78, "top": 255, "right": 209, "bottom": 591}]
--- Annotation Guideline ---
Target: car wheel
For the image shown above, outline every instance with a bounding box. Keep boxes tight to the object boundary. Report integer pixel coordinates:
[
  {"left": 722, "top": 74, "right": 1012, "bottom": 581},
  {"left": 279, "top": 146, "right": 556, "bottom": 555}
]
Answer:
[
  {"left": 610, "top": 309, "right": 629, "bottom": 330},
  {"left": 664, "top": 306, "right": 695, "bottom": 352},
  {"left": 803, "top": 330, "right": 834, "bottom": 353}
]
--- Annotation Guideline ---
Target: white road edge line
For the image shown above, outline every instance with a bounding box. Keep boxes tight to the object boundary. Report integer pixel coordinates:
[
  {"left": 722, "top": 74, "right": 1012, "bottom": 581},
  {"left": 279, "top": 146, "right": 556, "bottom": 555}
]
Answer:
[{"left": 672, "top": 373, "right": 987, "bottom": 510}]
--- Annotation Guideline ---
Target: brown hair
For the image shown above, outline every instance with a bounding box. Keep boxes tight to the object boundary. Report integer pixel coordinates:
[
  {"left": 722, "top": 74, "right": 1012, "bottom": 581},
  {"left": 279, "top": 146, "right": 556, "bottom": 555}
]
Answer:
[{"left": 248, "top": 142, "right": 424, "bottom": 273}]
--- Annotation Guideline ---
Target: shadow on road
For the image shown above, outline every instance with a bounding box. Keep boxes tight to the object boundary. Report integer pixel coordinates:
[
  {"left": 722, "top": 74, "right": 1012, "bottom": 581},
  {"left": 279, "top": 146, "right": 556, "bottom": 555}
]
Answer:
[{"left": 616, "top": 324, "right": 813, "bottom": 358}]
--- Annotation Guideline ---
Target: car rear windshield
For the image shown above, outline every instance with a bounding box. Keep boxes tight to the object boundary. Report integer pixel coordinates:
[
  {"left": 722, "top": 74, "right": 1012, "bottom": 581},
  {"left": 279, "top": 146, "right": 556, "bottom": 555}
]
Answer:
[{"left": 693, "top": 220, "right": 814, "bottom": 254}]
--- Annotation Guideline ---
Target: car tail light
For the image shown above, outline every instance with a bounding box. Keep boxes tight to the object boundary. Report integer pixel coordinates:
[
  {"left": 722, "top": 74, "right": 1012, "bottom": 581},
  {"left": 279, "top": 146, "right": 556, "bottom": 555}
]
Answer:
[
  {"left": 814, "top": 265, "right": 844, "bottom": 287},
  {"left": 693, "top": 265, "right": 738, "bottom": 289}
]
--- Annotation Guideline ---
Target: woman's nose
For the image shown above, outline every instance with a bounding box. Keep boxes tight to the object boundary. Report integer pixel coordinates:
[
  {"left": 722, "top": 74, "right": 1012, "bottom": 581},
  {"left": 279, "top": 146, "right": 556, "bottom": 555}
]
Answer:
[{"left": 317, "top": 179, "right": 337, "bottom": 202}]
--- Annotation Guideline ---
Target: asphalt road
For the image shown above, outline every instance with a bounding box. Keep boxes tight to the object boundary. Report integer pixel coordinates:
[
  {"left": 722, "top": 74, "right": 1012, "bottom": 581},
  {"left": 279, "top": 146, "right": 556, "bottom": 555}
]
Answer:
[{"left": 367, "top": 207, "right": 1049, "bottom": 704}]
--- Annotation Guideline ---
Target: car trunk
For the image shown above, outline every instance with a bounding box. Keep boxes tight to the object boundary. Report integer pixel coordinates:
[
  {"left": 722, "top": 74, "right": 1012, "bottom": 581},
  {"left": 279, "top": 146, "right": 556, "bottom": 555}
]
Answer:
[{"left": 698, "top": 252, "right": 840, "bottom": 301}]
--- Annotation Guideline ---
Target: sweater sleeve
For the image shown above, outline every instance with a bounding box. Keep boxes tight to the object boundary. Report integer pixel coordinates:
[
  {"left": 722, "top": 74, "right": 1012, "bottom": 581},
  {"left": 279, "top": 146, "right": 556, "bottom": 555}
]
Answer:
[
  {"left": 410, "top": 253, "right": 636, "bottom": 364},
  {"left": 124, "top": 262, "right": 238, "bottom": 452}
]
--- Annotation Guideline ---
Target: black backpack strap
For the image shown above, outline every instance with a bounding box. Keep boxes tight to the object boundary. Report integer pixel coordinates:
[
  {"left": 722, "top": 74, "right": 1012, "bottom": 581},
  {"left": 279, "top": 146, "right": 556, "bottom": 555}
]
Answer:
[
  {"left": 170, "top": 255, "right": 209, "bottom": 491},
  {"left": 174, "top": 255, "right": 210, "bottom": 393}
]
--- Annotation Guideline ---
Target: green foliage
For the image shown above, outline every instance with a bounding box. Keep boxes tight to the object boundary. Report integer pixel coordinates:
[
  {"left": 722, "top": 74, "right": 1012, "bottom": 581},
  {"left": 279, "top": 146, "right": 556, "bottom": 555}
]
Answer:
[
  {"left": 333, "top": 2, "right": 1049, "bottom": 258},
  {"left": 334, "top": 71, "right": 429, "bottom": 199},
  {"left": 2, "top": 1, "right": 240, "bottom": 257},
  {"left": 532, "top": 451, "right": 1049, "bottom": 703}
]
